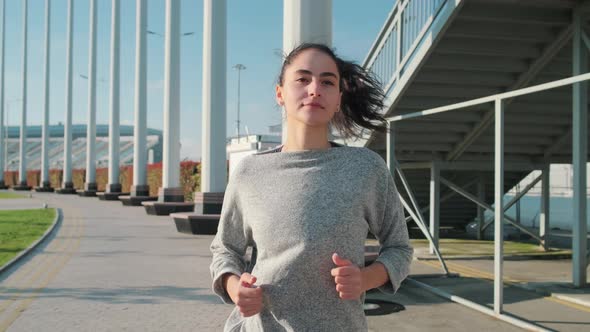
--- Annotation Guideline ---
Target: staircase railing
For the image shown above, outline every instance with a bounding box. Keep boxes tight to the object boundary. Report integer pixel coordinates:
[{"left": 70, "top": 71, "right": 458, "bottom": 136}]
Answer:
[{"left": 363, "top": 0, "right": 447, "bottom": 95}]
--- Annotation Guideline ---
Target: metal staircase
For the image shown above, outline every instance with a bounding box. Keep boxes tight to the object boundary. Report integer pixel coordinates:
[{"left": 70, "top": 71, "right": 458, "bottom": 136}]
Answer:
[{"left": 340, "top": 0, "right": 590, "bottom": 230}]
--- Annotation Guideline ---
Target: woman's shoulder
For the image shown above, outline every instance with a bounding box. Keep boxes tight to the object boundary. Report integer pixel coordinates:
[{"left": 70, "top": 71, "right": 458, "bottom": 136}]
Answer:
[{"left": 342, "top": 145, "right": 389, "bottom": 170}]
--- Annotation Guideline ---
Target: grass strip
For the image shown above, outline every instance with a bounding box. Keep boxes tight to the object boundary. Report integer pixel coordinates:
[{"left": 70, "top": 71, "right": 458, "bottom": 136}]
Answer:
[{"left": 0, "top": 208, "right": 56, "bottom": 267}]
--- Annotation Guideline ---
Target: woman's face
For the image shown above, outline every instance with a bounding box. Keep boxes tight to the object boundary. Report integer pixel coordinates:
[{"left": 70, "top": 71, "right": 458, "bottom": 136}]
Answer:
[{"left": 276, "top": 49, "right": 342, "bottom": 128}]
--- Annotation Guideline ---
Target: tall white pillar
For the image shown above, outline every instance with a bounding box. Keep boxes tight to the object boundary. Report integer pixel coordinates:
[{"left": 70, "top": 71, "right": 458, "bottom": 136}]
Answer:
[
  {"left": 84, "top": 0, "right": 98, "bottom": 193},
  {"left": 60, "top": 0, "right": 74, "bottom": 192},
  {"left": 38, "top": 0, "right": 51, "bottom": 191},
  {"left": 572, "top": 9, "right": 588, "bottom": 288},
  {"left": 159, "top": 0, "right": 182, "bottom": 202},
  {"left": 0, "top": 0, "right": 6, "bottom": 189},
  {"left": 107, "top": 0, "right": 121, "bottom": 193},
  {"left": 429, "top": 163, "right": 440, "bottom": 254},
  {"left": 281, "top": 0, "right": 332, "bottom": 143},
  {"left": 194, "top": 0, "right": 226, "bottom": 215},
  {"left": 131, "top": 0, "right": 148, "bottom": 197},
  {"left": 201, "top": 0, "right": 226, "bottom": 193},
  {"left": 17, "top": 0, "right": 29, "bottom": 188}
]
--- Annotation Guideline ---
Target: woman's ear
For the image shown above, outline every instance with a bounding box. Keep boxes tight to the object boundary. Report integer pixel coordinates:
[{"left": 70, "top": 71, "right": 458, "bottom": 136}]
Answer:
[{"left": 275, "top": 85, "right": 284, "bottom": 106}]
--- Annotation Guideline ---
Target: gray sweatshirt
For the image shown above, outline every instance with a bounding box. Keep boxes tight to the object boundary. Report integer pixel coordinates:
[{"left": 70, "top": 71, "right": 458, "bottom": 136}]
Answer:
[{"left": 210, "top": 142, "right": 413, "bottom": 331}]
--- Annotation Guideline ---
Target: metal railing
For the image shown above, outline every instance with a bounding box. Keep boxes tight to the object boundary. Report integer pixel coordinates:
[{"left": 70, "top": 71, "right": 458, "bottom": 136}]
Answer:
[
  {"left": 389, "top": 71, "right": 590, "bottom": 317},
  {"left": 363, "top": 0, "right": 447, "bottom": 94}
]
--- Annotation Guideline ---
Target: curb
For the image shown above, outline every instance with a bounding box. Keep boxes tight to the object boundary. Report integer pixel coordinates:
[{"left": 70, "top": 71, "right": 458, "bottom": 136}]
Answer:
[
  {"left": 415, "top": 253, "right": 572, "bottom": 261},
  {"left": 0, "top": 207, "right": 62, "bottom": 276}
]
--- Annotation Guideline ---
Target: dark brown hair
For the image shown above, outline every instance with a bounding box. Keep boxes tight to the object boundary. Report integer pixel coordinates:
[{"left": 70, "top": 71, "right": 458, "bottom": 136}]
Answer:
[{"left": 277, "top": 43, "right": 388, "bottom": 139}]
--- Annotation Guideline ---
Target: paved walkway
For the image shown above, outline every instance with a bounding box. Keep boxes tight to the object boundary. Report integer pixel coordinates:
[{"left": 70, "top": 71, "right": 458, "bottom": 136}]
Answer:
[{"left": 0, "top": 192, "right": 587, "bottom": 331}]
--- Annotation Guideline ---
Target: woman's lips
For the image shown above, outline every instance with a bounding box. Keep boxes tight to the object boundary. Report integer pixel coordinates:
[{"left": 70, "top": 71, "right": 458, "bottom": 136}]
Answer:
[{"left": 303, "top": 103, "right": 324, "bottom": 109}]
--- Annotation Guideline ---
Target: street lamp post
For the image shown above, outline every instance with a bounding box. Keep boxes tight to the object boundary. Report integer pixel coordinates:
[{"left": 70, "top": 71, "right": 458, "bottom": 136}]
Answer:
[{"left": 233, "top": 64, "right": 245, "bottom": 142}]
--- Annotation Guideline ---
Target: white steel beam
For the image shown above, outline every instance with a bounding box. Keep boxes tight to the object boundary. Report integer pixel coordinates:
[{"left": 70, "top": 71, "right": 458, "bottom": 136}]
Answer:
[
  {"left": 482, "top": 173, "right": 543, "bottom": 232},
  {"left": 387, "top": 72, "right": 590, "bottom": 123},
  {"left": 494, "top": 99, "right": 504, "bottom": 315},
  {"left": 441, "top": 175, "right": 543, "bottom": 243}
]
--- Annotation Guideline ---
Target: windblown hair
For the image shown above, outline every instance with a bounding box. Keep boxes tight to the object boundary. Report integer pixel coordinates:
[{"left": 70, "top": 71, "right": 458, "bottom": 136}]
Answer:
[{"left": 277, "top": 43, "right": 388, "bottom": 139}]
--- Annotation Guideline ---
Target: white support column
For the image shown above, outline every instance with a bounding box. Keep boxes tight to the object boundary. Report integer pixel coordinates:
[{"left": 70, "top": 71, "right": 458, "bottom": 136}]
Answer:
[
  {"left": 61, "top": 0, "right": 74, "bottom": 192},
  {"left": 17, "top": 0, "right": 28, "bottom": 188},
  {"left": 38, "top": 0, "right": 51, "bottom": 190},
  {"left": 0, "top": 0, "right": 5, "bottom": 189},
  {"left": 572, "top": 9, "right": 588, "bottom": 288},
  {"left": 159, "top": 0, "right": 182, "bottom": 202},
  {"left": 281, "top": 0, "right": 332, "bottom": 144},
  {"left": 540, "top": 164, "right": 550, "bottom": 250},
  {"left": 429, "top": 163, "right": 440, "bottom": 254},
  {"left": 107, "top": 0, "right": 121, "bottom": 193},
  {"left": 477, "top": 173, "right": 485, "bottom": 240},
  {"left": 131, "top": 0, "right": 148, "bottom": 197},
  {"left": 494, "top": 99, "right": 504, "bottom": 315},
  {"left": 201, "top": 0, "right": 226, "bottom": 193},
  {"left": 83, "top": 0, "right": 98, "bottom": 193}
]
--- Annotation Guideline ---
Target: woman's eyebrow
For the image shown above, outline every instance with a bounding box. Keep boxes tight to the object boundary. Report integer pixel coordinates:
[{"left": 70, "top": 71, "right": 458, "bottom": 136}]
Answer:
[{"left": 294, "top": 69, "right": 338, "bottom": 79}]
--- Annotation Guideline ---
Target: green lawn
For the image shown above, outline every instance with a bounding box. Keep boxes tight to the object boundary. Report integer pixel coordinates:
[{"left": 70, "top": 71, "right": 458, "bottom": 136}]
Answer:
[
  {"left": 0, "top": 208, "right": 56, "bottom": 267},
  {"left": 0, "top": 192, "right": 25, "bottom": 199}
]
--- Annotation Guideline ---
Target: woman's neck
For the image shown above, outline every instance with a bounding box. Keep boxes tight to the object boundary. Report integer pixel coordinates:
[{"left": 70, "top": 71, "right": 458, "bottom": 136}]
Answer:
[{"left": 283, "top": 122, "right": 331, "bottom": 152}]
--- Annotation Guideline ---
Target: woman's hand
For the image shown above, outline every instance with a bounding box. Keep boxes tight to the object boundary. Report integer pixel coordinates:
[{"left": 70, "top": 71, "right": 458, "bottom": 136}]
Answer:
[
  {"left": 225, "top": 273, "right": 264, "bottom": 317},
  {"left": 331, "top": 253, "right": 363, "bottom": 300}
]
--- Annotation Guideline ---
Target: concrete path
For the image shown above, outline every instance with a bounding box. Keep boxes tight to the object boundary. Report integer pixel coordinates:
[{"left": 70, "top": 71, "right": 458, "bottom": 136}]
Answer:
[{"left": 0, "top": 191, "right": 580, "bottom": 331}]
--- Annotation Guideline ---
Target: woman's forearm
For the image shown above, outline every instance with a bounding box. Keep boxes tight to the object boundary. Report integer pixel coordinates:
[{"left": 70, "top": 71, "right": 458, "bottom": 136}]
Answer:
[
  {"left": 222, "top": 273, "right": 240, "bottom": 302},
  {"left": 360, "top": 262, "right": 389, "bottom": 292}
]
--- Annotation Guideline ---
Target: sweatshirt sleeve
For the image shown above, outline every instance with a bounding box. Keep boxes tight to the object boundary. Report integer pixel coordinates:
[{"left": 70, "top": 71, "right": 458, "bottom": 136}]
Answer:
[
  {"left": 366, "top": 161, "right": 413, "bottom": 295},
  {"left": 209, "top": 163, "right": 253, "bottom": 304}
]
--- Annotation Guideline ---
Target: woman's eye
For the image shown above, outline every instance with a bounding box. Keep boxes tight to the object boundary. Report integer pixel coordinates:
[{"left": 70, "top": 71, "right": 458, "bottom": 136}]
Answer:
[
  {"left": 322, "top": 80, "right": 335, "bottom": 86},
  {"left": 296, "top": 77, "right": 309, "bottom": 83}
]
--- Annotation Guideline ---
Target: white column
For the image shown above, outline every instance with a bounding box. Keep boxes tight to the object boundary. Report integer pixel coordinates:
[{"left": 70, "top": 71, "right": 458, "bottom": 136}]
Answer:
[
  {"left": 107, "top": 0, "right": 120, "bottom": 192},
  {"left": 281, "top": 0, "right": 332, "bottom": 143},
  {"left": 201, "top": 0, "right": 226, "bottom": 193},
  {"left": 0, "top": 0, "right": 5, "bottom": 187},
  {"left": 132, "top": 0, "right": 148, "bottom": 196},
  {"left": 40, "top": 0, "right": 51, "bottom": 188},
  {"left": 18, "top": 0, "right": 28, "bottom": 186},
  {"left": 540, "top": 164, "right": 550, "bottom": 250},
  {"left": 160, "top": 0, "right": 181, "bottom": 199},
  {"left": 572, "top": 9, "right": 588, "bottom": 288},
  {"left": 429, "top": 163, "right": 440, "bottom": 254},
  {"left": 62, "top": 0, "right": 74, "bottom": 189},
  {"left": 494, "top": 99, "right": 504, "bottom": 314},
  {"left": 85, "top": 0, "right": 97, "bottom": 190}
]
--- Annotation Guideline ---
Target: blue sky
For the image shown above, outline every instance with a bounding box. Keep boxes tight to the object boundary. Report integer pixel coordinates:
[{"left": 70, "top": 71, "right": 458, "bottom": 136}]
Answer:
[{"left": 3, "top": 0, "right": 394, "bottom": 160}]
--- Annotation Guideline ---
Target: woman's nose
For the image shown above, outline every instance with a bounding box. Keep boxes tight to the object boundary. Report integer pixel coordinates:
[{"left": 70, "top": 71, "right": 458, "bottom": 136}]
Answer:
[{"left": 308, "top": 80, "right": 321, "bottom": 97}]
